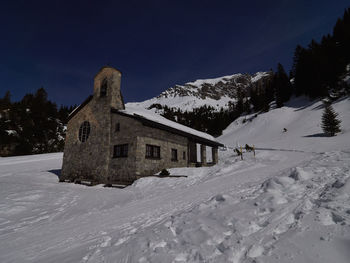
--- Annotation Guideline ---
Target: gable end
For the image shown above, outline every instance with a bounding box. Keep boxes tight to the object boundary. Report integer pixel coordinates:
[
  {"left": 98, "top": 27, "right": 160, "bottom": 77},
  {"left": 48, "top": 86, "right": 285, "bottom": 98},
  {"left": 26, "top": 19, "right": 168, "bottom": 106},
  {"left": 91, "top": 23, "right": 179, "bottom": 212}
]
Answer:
[{"left": 67, "top": 95, "right": 93, "bottom": 122}]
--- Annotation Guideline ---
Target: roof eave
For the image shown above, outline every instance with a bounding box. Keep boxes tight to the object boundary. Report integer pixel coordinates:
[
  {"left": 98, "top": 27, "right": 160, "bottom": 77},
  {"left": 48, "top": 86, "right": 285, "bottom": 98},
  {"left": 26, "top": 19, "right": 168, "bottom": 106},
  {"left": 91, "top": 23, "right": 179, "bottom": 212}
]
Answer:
[
  {"left": 111, "top": 108, "right": 224, "bottom": 147},
  {"left": 67, "top": 95, "right": 93, "bottom": 122}
]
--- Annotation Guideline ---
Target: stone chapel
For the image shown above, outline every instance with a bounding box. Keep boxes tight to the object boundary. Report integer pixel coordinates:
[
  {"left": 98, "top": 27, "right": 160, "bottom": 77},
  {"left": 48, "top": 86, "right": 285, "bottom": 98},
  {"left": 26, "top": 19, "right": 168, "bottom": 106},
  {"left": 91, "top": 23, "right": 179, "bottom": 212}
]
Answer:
[{"left": 61, "top": 66, "right": 223, "bottom": 185}]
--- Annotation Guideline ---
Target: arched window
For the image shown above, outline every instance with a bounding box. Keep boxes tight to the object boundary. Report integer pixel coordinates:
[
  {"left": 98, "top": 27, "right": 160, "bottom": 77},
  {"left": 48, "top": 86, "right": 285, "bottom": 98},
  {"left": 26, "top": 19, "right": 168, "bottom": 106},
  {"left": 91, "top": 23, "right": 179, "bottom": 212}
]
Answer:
[
  {"left": 79, "top": 121, "right": 90, "bottom": 142},
  {"left": 100, "top": 78, "right": 107, "bottom": 97}
]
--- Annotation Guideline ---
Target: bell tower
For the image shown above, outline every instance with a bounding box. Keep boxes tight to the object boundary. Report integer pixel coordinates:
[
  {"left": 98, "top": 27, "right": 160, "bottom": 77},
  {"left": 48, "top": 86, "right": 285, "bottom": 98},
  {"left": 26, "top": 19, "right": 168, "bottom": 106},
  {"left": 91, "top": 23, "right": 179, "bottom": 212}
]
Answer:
[{"left": 93, "top": 66, "right": 125, "bottom": 110}]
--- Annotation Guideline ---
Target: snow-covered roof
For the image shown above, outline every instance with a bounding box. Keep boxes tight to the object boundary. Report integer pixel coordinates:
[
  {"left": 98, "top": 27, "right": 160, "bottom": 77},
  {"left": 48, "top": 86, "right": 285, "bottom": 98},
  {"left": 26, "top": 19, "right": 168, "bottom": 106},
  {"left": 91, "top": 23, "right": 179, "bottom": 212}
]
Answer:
[{"left": 116, "top": 105, "right": 222, "bottom": 146}]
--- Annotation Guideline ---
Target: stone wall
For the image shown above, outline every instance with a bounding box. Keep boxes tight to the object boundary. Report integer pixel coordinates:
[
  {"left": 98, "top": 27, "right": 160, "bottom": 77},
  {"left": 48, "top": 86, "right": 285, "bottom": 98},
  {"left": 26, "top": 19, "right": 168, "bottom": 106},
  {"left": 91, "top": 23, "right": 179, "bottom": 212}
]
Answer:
[
  {"left": 109, "top": 113, "right": 188, "bottom": 181},
  {"left": 135, "top": 134, "right": 188, "bottom": 176},
  {"left": 61, "top": 99, "right": 111, "bottom": 183},
  {"left": 108, "top": 114, "right": 139, "bottom": 183},
  {"left": 61, "top": 66, "right": 124, "bottom": 184},
  {"left": 93, "top": 67, "right": 124, "bottom": 110}
]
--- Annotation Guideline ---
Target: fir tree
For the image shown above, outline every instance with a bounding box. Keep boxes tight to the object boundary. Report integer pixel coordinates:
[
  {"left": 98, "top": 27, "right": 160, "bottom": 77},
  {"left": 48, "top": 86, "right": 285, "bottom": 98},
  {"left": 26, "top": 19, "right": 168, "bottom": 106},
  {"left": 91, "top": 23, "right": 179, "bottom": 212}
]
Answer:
[
  {"left": 1, "top": 88, "right": 74, "bottom": 156},
  {"left": 292, "top": 7, "right": 350, "bottom": 99},
  {"left": 273, "top": 63, "right": 292, "bottom": 108},
  {"left": 0, "top": 91, "right": 11, "bottom": 110},
  {"left": 321, "top": 103, "right": 341, "bottom": 136}
]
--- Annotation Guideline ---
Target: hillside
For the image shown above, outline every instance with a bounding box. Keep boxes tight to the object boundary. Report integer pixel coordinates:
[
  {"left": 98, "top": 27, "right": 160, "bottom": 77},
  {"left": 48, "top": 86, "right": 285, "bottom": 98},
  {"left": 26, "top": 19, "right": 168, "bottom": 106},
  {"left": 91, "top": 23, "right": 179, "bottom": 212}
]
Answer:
[
  {"left": 0, "top": 97, "right": 350, "bottom": 262},
  {"left": 220, "top": 96, "right": 350, "bottom": 152}
]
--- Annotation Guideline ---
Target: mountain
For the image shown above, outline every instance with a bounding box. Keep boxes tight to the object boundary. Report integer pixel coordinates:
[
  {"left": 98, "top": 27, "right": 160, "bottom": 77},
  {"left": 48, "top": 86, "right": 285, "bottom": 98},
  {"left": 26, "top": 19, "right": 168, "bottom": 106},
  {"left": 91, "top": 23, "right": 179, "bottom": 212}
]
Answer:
[{"left": 127, "top": 71, "right": 273, "bottom": 112}]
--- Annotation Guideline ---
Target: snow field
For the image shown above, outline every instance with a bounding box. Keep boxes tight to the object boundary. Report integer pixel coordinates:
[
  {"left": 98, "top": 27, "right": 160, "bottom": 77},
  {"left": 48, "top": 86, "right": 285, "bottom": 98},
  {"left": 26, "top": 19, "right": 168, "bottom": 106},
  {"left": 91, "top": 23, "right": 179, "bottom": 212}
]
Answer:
[
  {"left": 220, "top": 96, "right": 350, "bottom": 152},
  {"left": 110, "top": 151, "right": 350, "bottom": 263},
  {"left": 0, "top": 149, "right": 309, "bottom": 263},
  {"left": 0, "top": 96, "right": 350, "bottom": 262}
]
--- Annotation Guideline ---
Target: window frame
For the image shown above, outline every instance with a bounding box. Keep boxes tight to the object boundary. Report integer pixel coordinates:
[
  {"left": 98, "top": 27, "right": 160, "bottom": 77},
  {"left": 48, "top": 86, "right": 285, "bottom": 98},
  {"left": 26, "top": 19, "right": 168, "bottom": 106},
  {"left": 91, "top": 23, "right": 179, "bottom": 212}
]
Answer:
[
  {"left": 78, "top": 121, "right": 90, "bottom": 142},
  {"left": 145, "top": 144, "right": 161, "bottom": 159},
  {"left": 113, "top": 144, "right": 128, "bottom": 158}
]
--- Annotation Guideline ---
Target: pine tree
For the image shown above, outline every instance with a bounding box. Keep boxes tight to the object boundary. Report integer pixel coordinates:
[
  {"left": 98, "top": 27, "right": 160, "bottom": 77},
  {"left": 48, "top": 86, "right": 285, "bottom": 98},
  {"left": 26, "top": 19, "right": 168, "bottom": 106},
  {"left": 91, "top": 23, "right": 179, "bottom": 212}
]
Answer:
[
  {"left": 292, "top": 8, "right": 350, "bottom": 99},
  {"left": 273, "top": 63, "right": 292, "bottom": 108},
  {"left": 321, "top": 103, "right": 341, "bottom": 136},
  {"left": 0, "top": 91, "right": 11, "bottom": 110},
  {"left": 1, "top": 87, "right": 75, "bottom": 156}
]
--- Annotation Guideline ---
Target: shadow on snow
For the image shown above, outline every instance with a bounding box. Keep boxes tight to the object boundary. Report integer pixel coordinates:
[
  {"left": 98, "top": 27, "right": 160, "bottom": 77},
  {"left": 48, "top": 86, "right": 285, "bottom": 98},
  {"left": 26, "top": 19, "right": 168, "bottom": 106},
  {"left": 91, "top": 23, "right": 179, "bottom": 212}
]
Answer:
[{"left": 48, "top": 169, "right": 61, "bottom": 178}]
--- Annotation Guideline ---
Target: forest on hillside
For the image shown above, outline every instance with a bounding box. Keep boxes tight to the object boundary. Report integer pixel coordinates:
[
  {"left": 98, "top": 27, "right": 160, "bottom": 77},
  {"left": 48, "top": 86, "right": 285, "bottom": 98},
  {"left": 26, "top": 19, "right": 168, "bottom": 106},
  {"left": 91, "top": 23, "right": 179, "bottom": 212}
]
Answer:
[{"left": 0, "top": 88, "right": 74, "bottom": 156}]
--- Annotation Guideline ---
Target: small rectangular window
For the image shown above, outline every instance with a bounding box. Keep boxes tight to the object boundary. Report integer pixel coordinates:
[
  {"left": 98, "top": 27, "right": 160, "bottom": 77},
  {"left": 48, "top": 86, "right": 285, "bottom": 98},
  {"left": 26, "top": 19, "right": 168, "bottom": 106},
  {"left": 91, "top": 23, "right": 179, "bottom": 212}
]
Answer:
[
  {"left": 100, "top": 78, "right": 107, "bottom": 97},
  {"left": 113, "top": 144, "right": 128, "bottom": 158},
  {"left": 145, "top": 144, "right": 160, "bottom": 159},
  {"left": 171, "top": 149, "right": 178, "bottom": 161},
  {"left": 115, "top": 123, "right": 120, "bottom": 132},
  {"left": 183, "top": 151, "right": 186, "bottom": 160}
]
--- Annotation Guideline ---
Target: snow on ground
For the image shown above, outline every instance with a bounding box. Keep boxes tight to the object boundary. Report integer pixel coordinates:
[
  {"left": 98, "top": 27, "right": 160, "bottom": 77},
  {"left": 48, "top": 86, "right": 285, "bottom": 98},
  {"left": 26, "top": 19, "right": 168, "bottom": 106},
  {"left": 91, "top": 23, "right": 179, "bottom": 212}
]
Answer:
[
  {"left": 1, "top": 97, "right": 350, "bottom": 262},
  {"left": 114, "top": 151, "right": 350, "bottom": 263}
]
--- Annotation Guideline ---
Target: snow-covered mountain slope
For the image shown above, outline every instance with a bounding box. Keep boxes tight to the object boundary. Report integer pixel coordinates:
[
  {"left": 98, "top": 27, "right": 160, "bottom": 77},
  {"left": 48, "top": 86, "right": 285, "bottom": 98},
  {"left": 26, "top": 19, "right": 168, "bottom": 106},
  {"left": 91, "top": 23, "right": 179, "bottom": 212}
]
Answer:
[
  {"left": 127, "top": 71, "right": 271, "bottom": 111},
  {"left": 0, "top": 97, "right": 350, "bottom": 263},
  {"left": 220, "top": 96, "right": 350, "bottom": 152}
]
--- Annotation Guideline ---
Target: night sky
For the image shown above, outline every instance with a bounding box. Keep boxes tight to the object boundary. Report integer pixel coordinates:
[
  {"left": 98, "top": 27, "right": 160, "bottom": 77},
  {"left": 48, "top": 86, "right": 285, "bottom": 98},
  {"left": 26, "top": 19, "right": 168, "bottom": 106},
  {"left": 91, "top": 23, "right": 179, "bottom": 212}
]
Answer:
[{"left": 1, "top": 0, "right": 349, "bottom": 106}]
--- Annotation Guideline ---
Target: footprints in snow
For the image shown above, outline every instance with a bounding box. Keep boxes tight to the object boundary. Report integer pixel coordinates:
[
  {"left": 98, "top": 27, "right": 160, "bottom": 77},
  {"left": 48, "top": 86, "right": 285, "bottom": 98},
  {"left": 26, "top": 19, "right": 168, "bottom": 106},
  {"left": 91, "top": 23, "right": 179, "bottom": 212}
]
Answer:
[
  {"left": 83, "top": 152, "right": 350, "bottom": 262},
  {"left": 136, "top": 162, "right": 349, "bottom": 262}
]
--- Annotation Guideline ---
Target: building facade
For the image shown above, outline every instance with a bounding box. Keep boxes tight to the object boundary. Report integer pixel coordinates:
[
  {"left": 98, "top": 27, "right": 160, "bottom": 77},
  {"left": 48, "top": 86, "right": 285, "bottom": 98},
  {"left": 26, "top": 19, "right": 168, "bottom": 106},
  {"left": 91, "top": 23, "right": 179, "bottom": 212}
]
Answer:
[{"left": 61, "top": 66, "right": 223, "bottom": 185}]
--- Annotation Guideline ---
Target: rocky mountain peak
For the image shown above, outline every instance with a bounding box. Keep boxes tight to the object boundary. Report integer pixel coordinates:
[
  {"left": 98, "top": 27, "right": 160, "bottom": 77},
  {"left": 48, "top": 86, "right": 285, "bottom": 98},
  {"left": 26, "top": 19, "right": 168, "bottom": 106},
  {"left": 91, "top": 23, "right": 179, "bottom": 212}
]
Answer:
[
  {"left": 127, "top": 71, "right": 273, "bottom": 112},
  {"left": 157, "top": 71, "right": 272, "bottom": 101}
]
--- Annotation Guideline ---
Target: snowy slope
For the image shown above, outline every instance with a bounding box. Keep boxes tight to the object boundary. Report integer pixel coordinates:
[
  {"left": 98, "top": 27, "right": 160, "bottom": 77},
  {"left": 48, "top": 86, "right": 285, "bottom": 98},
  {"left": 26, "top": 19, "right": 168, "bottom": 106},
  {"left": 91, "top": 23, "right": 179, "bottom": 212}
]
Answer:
[
  {"left": 220, "top": 96, "right": 350, "bottom": 152},
  {"left": 0, "top": 97, "right": 350, "bottom": 263}
]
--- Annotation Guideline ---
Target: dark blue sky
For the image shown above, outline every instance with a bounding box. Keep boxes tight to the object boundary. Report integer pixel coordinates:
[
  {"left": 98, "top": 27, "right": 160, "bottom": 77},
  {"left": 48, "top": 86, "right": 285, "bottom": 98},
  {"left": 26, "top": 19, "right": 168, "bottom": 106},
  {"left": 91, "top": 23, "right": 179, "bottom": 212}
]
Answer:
[{"left": 1, "top": 0, "right": 349, "bottom": 106}]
